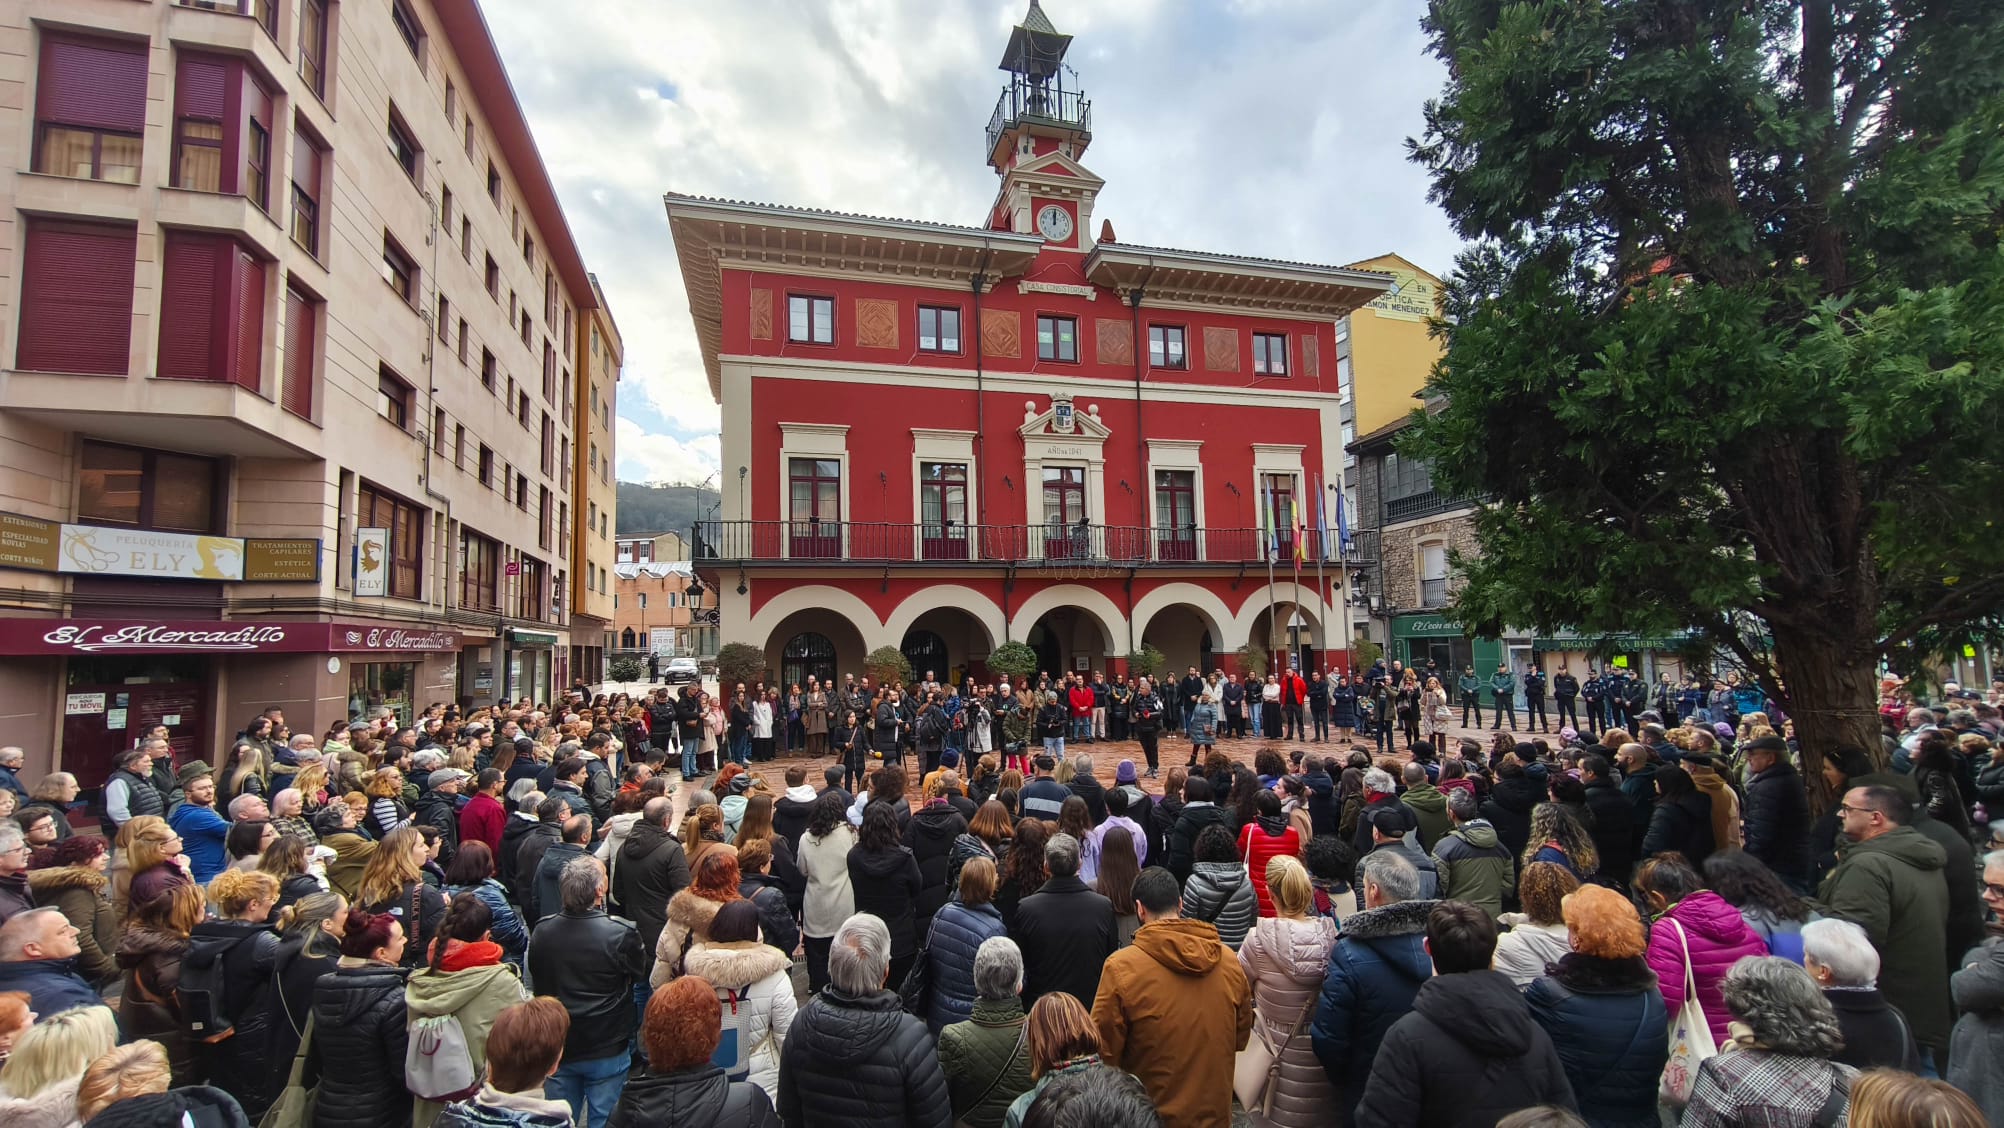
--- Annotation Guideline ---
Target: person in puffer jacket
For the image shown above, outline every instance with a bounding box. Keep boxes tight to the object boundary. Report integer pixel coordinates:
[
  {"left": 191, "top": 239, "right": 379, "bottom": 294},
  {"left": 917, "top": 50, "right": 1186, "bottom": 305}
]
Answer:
[
  {"left": 1635, "top": 854, "right": 1767, "bottom": 1048},
  {"left": 926, "top": 858, "right": 1009, "bottom": 1034},
  {"left": 308, "top": 908, "right": 411, "bottom": 1128},
  {"left": 1236, "top": 790, "right": 1301, "bottom": 918},
  {"left": 775, "top": 912, "right": 952, "bottom": 1128},
  {"left": 680, "top": 901, "right": 796, "bottom": 1104},
  {"left": 609, "top": 975, "right": 778, "bottom": 1128},
  {"left": 937, "top": 936, "right": 1033, "bottom": 1128},
  {"left": 1310, "top": 851, "right": 1436, "bottom": 1128},
  {"left": 1181, "top": 824, "right": 1257, "bottom": 950},
  {"left": 1525, "top": 883, "right": 1669, "bottom": 1128}
]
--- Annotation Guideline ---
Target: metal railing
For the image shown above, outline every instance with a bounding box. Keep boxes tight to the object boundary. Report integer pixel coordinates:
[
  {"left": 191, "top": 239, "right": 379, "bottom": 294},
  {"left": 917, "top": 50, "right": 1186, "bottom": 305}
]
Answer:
[
  {"left": 1384, "top": 489, "right": 1478, "bottom": 525},
  {"left": 693, "top": 520, "right": 1369, "bottom": 567},
  {"left": 1420, "top": 577, "right": 1450, "bottom": 607},
  {"left": 985, "top": 77, "right": 1092, "bottom": 157}
]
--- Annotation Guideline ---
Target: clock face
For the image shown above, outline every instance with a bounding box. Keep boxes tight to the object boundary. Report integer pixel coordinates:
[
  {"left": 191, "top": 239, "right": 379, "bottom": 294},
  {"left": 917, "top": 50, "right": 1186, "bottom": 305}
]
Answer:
[{"left": 1036, "top": 204, "right": 1074, "bottom": 242}]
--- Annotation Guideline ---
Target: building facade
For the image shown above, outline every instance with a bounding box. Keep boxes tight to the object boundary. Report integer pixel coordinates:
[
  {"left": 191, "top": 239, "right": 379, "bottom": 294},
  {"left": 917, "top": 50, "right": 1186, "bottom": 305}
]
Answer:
[
  {"left": 615, "top": 530, "right": 690, "bottom": 565},
  {"left": 671, "top": 3, "right": 1387, "bottom": 690},
  {"left": 610, "top": 561, "right": 717, "bottom": 661},
  {"left": 0, "top": 0, "right": 610, "bottom": 787},
  {"left": 570, "top": 274, "right": 622, "bottom": 685}
]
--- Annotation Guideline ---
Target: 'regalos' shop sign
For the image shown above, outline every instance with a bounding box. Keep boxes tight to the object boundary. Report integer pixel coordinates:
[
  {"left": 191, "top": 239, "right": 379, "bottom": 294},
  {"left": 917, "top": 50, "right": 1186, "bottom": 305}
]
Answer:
[{"left": 0, "top": 619, "right": 462, "bottom": 656}]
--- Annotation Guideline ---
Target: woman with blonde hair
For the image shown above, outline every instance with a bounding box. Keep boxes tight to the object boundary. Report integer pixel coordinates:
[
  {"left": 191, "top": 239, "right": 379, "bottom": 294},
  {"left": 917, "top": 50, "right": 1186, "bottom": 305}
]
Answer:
[
  {"left": 76, "top": 1040, "right": 242, "bottom": 1127},
  {"left": 680, "top": 803, "right": 729, "bottom": 875},
  {"left": 190, "top": 870, "right": 280, "bottom": 1116},
  {"left": 0, "top": 1004, "right": 117, "bottom": 1126},
  {"left": 1002, "top": 992, "right": 1104, "bottom": 1128},
  {"left": 363, "top": 767, "right": 411, "bottom": 839},
  {"left": 27, "top": 774, "right": 77, "bottom": 840},
  {"left": 113, "top": 815, "right": 191, "bottom": 921},
  {"left": 1846, "top": 1068, "right": 1986, "bottom": 1128},
  {"left": 222, "top": 741, "right": 267, "bottom": 806},
  {"left": 1424, "top": 676, "right": 1453, "bottom": 748},
  {"left": 355, "top": 825, "right": 446, "bottom": 968},
  {"left": 290, "top": 758, "right": 331, "bottom": 813},
  {"left": 1235, "top": 855, "right": 1338, "bottom": 1127}
]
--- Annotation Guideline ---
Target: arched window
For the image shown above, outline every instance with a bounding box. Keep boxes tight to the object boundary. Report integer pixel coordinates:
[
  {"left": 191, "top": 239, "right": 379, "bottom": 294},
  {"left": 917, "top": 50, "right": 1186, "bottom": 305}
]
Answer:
[
  {"left": 901, "top": 630, "right": 949, "bottom": 685},
  {"left": 620, "top": 627, "right": 637, "bottom": 649},
  {"left": 782, "top": 632, "right": 836, "bottom": 690}
]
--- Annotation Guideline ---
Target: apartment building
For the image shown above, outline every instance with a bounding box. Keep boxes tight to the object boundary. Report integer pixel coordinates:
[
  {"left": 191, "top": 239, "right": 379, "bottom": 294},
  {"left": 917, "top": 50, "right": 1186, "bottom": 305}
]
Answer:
[
  {"left": 571, "top": 273, "right": 621, "bottom": 683},
  {"left": 0, "top": 0, "right": 612, "bottom": 787}
]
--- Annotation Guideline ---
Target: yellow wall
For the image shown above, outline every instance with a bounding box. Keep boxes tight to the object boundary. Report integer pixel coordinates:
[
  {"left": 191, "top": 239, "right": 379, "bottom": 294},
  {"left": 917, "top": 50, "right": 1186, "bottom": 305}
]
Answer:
[{"left": 1344, "top": 254, "right": 1444, "bottom": 439}]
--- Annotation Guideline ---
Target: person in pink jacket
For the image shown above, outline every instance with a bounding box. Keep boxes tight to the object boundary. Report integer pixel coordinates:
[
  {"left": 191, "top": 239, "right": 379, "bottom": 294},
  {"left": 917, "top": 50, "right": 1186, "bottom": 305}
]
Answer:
[{"left": 1636, "top": 852, "right": 1768, "bottom": 1046}]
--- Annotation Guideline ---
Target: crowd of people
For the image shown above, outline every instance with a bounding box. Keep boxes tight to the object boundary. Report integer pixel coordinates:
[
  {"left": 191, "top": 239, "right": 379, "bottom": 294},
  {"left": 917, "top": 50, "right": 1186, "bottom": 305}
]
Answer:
[{"left": 0, "top": 663, "right": 1999, "bottom": 1128}]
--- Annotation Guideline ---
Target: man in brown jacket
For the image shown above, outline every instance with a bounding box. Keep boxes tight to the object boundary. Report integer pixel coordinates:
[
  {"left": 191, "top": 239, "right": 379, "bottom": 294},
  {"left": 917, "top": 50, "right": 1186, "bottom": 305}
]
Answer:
[{"left": 1092, "top": 866, "right": 1253, "bottom": 1128}]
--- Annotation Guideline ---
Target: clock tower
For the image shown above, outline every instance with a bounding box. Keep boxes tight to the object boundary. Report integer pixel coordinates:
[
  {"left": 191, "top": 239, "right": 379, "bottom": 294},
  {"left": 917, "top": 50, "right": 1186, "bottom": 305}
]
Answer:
[{"left": 985, "top": 1, "right": 1103, "bottom": 251}]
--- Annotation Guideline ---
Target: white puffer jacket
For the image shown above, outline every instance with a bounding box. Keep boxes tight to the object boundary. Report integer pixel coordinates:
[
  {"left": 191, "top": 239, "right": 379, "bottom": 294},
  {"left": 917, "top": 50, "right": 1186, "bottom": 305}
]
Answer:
[{"left": 679, "top": 938, "right": 797, "bottom": 1101}]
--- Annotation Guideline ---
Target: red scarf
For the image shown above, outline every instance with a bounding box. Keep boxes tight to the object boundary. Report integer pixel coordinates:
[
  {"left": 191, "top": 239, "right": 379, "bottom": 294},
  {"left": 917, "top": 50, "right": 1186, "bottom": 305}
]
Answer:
[{"left": 438, "top": 938, "right": 505, "bottom": 972}]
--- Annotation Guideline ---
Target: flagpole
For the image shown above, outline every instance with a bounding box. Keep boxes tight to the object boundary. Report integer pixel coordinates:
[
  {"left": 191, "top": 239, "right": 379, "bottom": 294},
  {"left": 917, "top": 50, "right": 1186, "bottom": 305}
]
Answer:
[
  {"left": 1264, "top": 478, "right": 1278, "bottom": 675},
  {"left": 1314, "top": 474, "right": 1328, "bottom": 675}
]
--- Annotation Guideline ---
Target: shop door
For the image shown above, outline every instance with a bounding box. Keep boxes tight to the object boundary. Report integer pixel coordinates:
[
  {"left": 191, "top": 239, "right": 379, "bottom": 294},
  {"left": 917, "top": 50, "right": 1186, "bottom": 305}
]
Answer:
[{"left": 63, "top": 655, "right": 208, "bottom": 789}]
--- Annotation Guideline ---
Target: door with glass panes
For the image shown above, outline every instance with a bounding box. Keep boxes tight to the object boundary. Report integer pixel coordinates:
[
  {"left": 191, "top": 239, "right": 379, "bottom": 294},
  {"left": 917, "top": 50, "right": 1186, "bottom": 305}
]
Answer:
[
  {"left": 1155, "top": 469, "right": 1196, "bottom": 560},
  {"left": 788, "top": 458, "right": 840, "bottom": 558},
  {"left": 919, "top": 462, "right": 968, "bottom": 560},
  {"left": 1043, "top": 466, "right": 1087, "bottom": 558}
]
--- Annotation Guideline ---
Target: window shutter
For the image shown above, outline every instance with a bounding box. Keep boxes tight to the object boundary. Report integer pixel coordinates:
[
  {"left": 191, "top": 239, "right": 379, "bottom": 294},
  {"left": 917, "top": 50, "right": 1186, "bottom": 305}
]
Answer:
[
  {"left": 158, "top": 231, "right": 226, "bottom": 380},
  {"left": 284, "top": 286, "right": 316, "bottom": 417},
  {"left": 18, "top": 220, "right": 136, "bottom": 375},
  {"left": 231, "top": 250, "right": 265, "bottom": 392},
  {"left": 292, "top": 128, "right": 321, "bottom": 193},
  {"left": 175, "top": 53, "right": 229, "bottom": 120},
  {"left": 37, "top": 36, "right": 148, "bottom": 132}
]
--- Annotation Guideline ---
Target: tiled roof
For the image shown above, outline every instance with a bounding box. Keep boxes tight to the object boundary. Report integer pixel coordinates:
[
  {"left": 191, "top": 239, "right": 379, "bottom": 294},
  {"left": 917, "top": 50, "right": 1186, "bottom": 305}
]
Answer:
[{"left": 663, "top": 193, "right": 1039, "bottom": 242}]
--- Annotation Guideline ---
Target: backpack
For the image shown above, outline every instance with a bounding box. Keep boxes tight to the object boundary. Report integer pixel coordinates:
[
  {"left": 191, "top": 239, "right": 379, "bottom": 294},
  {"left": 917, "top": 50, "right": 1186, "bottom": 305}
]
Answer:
[
  {"left": 711, "top": 984, "right": 753, "bottom": 1079},
  {"left": 180, "top": 931, "right": 254, "bottom": 1038},
  {"left": 406, "top": 1012, "right": 481, "bottom": 1102}
]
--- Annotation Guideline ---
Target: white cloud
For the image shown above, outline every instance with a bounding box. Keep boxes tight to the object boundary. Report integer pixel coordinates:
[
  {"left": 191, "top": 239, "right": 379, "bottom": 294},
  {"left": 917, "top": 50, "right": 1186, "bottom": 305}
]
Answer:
[
  {"left": 486, "top": 1, "right": 1459, "bottom": 476},
  {"left": 614, "top": 417, "right": 722, "bottom": 486}
]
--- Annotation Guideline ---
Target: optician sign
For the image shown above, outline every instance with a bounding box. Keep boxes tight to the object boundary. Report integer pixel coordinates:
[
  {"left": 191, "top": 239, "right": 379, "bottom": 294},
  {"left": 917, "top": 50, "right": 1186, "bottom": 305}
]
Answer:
[
  {"left": 0, "top": 512, "right": 321, "bottom": 582},
  {"left": 0, "top": 618, "right": 461, "bottom": 656}
]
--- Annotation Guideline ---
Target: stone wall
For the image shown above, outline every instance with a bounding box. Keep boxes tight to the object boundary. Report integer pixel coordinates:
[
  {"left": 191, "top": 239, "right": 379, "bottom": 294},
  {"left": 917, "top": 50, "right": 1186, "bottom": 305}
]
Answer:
[{"left": 1380, "top": 511, "right": 1481, "bottom": 612}]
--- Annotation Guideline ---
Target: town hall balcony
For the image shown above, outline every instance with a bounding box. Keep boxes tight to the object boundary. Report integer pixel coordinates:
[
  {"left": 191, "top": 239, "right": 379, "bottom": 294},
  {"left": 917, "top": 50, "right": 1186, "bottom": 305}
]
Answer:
[{"left": 694, "top": 519, "right": 1375, "bottom": 569}]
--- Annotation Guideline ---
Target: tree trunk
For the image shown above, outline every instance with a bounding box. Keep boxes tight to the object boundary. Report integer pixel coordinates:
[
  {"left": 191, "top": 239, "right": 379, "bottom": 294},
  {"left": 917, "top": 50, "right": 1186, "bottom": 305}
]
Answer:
[{"left": 1768, "top": 622, "right": 1884, "bottom": 813}]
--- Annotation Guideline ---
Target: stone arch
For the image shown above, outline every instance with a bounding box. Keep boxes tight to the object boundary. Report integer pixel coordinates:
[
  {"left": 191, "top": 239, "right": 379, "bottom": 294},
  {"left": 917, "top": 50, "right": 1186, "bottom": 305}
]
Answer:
[
  {"left": 1131, "top": 583, "right": 1239, "bottom": 652},
  {"left": 743, "top": 585, "right": 886, "bottom": 652},
  {"left": 1231, "top": 581, "right": 1333, "bottom": 651},
  {"left": 1007, "top": 584, "right": 1125, "bottom": 657},
  {"left": 883, "top": 585, "right": 1007, "bottom": 655}
]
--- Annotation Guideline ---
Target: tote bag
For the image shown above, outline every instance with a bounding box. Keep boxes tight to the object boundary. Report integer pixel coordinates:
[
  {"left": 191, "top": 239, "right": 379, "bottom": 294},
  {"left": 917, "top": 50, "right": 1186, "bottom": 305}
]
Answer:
[
  {"left": 1232, "top": 922, "right": 1315, "bottom": 1116},
  {"left": 1658, "top": 918, "right": 1719, "bottom": 1108}
]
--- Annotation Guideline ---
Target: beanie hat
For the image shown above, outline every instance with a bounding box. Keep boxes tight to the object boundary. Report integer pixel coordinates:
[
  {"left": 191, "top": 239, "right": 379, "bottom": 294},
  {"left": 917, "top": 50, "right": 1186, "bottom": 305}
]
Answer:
[
  {"left": 940, "top": 749, "right": 960, "bottom": 769},
  {"left": 1115, "top": 760, "right": 1138, "bottom": 784}
]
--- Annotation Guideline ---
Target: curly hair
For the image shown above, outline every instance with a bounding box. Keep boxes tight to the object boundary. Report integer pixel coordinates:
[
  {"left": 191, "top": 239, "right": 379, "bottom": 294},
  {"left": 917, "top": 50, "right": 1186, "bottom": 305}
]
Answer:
[
  {"left": 1522, "top": 802, "right": 1599, "bottom": 874},
  {"left": 641, "top": 975, "right": 721, "bottom": 1072},
  {"left": 1561, "top": 883, "right": 1647, "bottom": 959},
  {"left": 1517, "top": 861, "right": 1580, "bottom": 927},
  {"left": 206, "top": 869, "right": 280, "bottom": 918},
  {"left": 1721, "top": 955, "right": 1844, "bottom": 1057},
  {"left": 1704, "top": 849, "right": 1813, "bottom": 923}
]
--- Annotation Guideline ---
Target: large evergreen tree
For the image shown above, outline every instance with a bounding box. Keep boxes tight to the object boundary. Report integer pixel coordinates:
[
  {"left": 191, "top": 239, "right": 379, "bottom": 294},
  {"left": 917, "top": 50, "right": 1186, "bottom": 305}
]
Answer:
[{"left": 1408, "top": 0, "right": 2004, "bottom": 802}]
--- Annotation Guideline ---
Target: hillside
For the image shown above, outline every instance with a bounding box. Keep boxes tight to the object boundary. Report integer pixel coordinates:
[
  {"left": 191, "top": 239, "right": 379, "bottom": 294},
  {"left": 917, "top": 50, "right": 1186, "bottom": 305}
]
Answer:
[{"left": 616, "top": 481, "right": 722, "bottom": 536}]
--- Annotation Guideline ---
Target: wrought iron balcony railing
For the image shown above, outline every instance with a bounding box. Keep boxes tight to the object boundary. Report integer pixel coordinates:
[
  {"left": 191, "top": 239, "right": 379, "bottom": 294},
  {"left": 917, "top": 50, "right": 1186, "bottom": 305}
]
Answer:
[
  {"left": 985, "top": 77, "right": 1092, "bottom": 158},
  {"left": 1383, "top": 489, "right": 1479, "bottom": 525},
  {"left": 693, "top": 520, "right": 1372, "bottom": 567}
]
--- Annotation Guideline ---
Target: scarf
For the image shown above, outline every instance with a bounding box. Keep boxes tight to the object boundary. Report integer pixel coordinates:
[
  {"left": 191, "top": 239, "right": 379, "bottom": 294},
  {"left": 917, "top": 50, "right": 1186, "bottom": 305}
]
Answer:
[{"left": 438, "top": 938, "right": 505, "bottom": 972}]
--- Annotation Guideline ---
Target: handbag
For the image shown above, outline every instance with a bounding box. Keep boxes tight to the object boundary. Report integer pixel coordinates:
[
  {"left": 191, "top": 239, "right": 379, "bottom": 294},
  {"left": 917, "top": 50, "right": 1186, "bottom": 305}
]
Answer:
[
  {"left": 898, "top": 915, "right": 940, "bottom": 1016},
  {"left": 1658, "top": 918, "right": 1719, "bottom": 1108},
  {"left": 1233, "top": 926, "right": 1315, "bottom": 1116},
  {"left": 260, "top": 1012, "right": 316, "bottom": 1128}
]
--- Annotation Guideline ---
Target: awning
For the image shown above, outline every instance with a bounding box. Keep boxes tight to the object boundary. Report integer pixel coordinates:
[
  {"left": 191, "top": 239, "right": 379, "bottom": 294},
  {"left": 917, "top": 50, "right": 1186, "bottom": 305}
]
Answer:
[
  {"left": 509, "top": 628, "right": 560, "bottom": 647},
  {"left": 1391, "top": 614, "right": 1466, "bottom": 639}
]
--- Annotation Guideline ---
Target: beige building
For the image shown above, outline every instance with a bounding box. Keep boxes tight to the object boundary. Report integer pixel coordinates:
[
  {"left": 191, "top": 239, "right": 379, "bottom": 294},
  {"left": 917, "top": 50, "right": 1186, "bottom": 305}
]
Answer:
[
  {"left": 0, "top": 0, "right": 613, "bottom": 788},
  {"left": 570, "top": 274, "right": 621, "bottom": 682},
  {"left": 610, "top": 561, "right": 716, "bottom": 660},
  {"left": 615, "top": 530, "right": 689, "bottom": 565}
]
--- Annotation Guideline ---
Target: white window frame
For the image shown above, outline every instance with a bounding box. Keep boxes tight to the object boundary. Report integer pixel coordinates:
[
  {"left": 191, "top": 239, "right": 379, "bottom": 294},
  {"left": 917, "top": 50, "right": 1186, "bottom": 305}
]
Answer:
[
  {"left": 1145, "top": 439, "right": 1206, "bottom": 561},
  {"left": 777, "top": 422, "right": 850, "bottom": 560}
]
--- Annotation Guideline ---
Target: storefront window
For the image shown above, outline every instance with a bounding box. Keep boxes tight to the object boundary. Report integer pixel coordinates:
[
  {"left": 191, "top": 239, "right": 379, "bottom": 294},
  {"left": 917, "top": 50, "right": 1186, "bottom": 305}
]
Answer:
[{"left": 348, "top": 662, "right": 415, "bottom": 725}]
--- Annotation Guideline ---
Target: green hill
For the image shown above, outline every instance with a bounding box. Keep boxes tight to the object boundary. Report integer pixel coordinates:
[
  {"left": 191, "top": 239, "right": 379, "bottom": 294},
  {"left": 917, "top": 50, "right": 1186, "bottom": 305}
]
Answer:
[{"left": 616, "top": 481, "right": 721, "bottom": 536}]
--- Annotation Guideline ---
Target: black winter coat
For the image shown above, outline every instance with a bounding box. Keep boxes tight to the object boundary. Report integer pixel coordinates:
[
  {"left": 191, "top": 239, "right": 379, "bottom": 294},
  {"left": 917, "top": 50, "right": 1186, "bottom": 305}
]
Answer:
[
  {"left": 309, "top": 963, "right": 411, "bottom": 1128},
  {"left": 617, "top": 820, "right": 691, "bottom": 953},
  {"left": 904, "top": 803, "right": 969, "bottom": 934},
  {"left": 850, "top": 845, "right": 924, "bottom": 959},
  {"left": 739, "top": 873, "right": 800, "bottom": 958},
  {"left": 1640, "top": 793, "right": 1716, "bottom": 868},
  {"left": 609, "top": 1065, "right": 778, "bottom": 1128},
  {"left": 496, "top": 814, "right": 537, "bottom": 892},
  {"left": 89, "top": 1086, "right": 250, "bottom": 1128},
  {"left": 1826, "top": 985, "right": 1925, "bottom": 1075},
  {"left": 1013, "top": 874, "right": 1117, "bottom": 1009},
  {"left": 1481, "top": 775, "right": 1545, "bottom": 861},
  {"left": 1065, "top": 774, "right": 1106, "bottom": 825},
  {"left": 266, "top": 934, "right": 339, "bottom": 1107},
  {"left": 1524, "top": 954, "right": 1668, "bottom": 1128},
  {"left": 414, "top": 791, "right": 460, "bottom": 866},
  {"left": 1582, "top": 779, "right": 1637, "bottom": 887},
  {"left": 531, "top": 842, "right": 591, "bottom": 926},
  {"left": 511, "top": 822, "right": 560, "bottom": 908},
  {"left": 115, "top": 924, "right": 200, "bottom": 1087},
  {"left": 1166, "top": 801, "right": 1227, "bottom": 883},
  {"left": 1356, "top": 968, "right": 1578, "bottom": 1128},
  {"left": 776, "top": 987, "right": 953, "bottom": 1128},
  {"left": 187, "top": 919, "right": 279, "bottom": 1117},
  {"left": 1742, "top": 761, "right": 1813, "bottom": 886}
]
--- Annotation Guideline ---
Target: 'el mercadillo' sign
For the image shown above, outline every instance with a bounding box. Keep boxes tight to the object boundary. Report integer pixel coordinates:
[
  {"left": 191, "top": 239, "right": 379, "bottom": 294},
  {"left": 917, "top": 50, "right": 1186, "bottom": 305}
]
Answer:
[{"left": 0, "top": 619, "right": 461, "bottom": 656}]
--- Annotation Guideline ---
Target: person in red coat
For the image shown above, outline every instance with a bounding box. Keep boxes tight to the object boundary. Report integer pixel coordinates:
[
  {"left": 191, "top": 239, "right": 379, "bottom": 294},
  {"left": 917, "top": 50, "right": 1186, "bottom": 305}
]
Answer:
[
  {"left": 457, "top": 768, "right": 508, "bottom": 855},
  {"left": 1279, "top": 670, "right": 1309, "bottom": 741},
  {"left": 1068, "top": 676, "right": 1097, "bottom": 745},
  {"left": 1238, "top": 789, "right": 1302, "bottom": 917}
]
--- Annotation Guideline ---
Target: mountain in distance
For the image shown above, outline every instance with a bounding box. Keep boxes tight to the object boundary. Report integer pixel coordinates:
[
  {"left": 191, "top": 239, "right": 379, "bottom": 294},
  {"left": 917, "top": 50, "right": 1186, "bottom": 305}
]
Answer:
[{"left": 616, "top": 480, "right": 722, "bottom": 537}]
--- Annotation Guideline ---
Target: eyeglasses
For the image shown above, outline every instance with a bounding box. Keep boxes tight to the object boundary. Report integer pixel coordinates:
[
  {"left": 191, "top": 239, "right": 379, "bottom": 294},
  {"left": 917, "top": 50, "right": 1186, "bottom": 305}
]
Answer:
[
  {"left": 1985, "top": 882, "right": 2004, "bottom": 899},
  {"left": 1836, "top": 804, "right": 1880, "bottom": 817}
]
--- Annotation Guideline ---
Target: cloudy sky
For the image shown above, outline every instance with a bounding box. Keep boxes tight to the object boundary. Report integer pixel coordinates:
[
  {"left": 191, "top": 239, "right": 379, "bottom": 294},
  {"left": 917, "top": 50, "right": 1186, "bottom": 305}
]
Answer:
[{"left": 483, "top": 0, "right": 1461, "bottom": 486}]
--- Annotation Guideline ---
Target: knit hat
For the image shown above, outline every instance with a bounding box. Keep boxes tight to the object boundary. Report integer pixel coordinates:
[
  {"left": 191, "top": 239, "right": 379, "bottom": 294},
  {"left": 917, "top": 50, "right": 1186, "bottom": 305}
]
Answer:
[
  {"left": 176, "top": 760, "right": 214, "bottom": 788},
  {"left": 1561, "top": 883, "right": 1648, "bottom": 959},
  {"left": 1558, "top": 726, "right": 1578, "bottom": 744},
  {"left": 1713, "top": 723, "right": 1736, "bottom": 739},
  {"left": 1115, "top": 760, "right": 1138, "bottom": 784},
  {"left": 940, "top": 749, "right": 960, "bottom": 769}
]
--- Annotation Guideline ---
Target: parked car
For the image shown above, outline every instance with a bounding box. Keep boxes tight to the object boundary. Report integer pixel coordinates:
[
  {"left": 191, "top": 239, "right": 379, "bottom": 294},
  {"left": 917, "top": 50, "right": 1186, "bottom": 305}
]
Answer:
[{"left": 664, "top": 656, "right": 701, "bottom": 685}]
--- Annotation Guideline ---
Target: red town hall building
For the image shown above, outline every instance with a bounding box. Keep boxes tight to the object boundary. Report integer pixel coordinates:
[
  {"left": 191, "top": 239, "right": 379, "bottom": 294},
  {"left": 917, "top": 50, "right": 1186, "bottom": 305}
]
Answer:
[{"left": 670, "top": 3, "right": 1391, "bottom": 688}]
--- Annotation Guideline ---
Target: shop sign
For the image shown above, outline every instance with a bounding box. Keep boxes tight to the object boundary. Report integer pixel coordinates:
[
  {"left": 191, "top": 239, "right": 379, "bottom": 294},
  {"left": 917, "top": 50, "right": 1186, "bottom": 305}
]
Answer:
[
  {"left": 64, "top": 692, "right": 106, "bottom": 715},
  {"left": 510, "top": 628, "right": 560, "bottom": 647},
  {"left": 0, "top": 618, "right": 460, "bottom": 656},
  {"left": 244, "top": 539, "right": 323, "bottom": 582},
  {"left": 0, "top": 512, "right": 319, "bottom": 582},
  {"left": 1395, "top": 615, "right": 1463, "bottom": 638}
]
